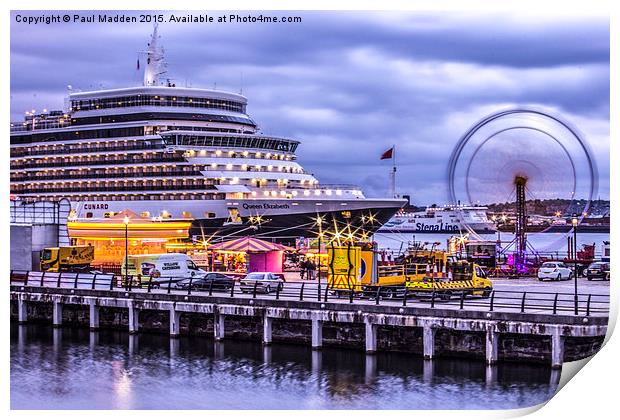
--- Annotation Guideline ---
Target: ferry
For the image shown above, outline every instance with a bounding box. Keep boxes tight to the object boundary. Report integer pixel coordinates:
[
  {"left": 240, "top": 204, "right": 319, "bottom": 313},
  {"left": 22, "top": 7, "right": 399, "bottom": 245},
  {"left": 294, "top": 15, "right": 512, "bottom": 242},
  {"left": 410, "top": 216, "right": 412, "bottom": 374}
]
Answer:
[
  {"left": 379, "top": 205, "right": 495, "bottom": 233},
  {"left": 10, "top": 26, "right": 406, "bottom": 244}
]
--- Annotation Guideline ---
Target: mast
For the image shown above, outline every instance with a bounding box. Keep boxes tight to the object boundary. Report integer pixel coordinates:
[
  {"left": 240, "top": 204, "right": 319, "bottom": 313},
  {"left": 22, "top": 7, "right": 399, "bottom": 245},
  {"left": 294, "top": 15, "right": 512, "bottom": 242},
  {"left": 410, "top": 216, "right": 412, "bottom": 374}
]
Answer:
[
  {"left": 390, "top": 144, "right": 397, "bottom": 198},
  {"left": 142, "top": 24, "right": 167, "bottom": 86}
]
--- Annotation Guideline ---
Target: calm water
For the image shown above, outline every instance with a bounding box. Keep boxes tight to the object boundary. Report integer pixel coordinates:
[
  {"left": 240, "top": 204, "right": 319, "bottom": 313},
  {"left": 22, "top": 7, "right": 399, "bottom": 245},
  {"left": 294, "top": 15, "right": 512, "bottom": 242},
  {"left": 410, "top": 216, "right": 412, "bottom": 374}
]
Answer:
[
  {"left": 11, "top": 323, "right": 559, "bottom": 410},
  {"left": 374, "top": 232, "right": 609, "bottom": 257}
]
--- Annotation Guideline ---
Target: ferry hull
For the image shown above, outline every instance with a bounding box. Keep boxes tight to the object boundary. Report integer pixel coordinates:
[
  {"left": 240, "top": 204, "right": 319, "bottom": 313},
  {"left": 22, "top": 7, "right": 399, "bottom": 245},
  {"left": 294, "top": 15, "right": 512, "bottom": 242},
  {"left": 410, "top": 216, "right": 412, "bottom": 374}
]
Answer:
[{"left": 377, "top": 226, "right": 496, "bottom": 234}]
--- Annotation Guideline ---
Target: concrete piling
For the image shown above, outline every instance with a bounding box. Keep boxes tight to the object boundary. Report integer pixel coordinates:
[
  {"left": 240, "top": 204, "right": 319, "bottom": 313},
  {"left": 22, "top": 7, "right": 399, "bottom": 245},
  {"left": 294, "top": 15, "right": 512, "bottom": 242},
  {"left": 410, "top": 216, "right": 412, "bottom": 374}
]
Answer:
[
  {"left": 17, "top": 295, "right": 27, "bottom": 324},
  {"left": 128, "top": 334, "right": 138, "bottom": 354},
  {"left": 423, "top": 359, "right": 434, "bottom": 383},
  {"left": 551, "top": 328, "right": 565, "bottom": 369},
  {"left": 365, "top": 320, "right": 378, "bottom": 354},
  {"left": 89, "top": 302, "right": 100, "bottom": 331},
  {"left": 311, "top": 350, "right": 322, "bottom": 373},
  {"left": 485, "top": 325, "right": 499, "bottom": 365},
  {"left": 52, "top": 327, "right": 62, "bottom": 353},
  {"left": 170, "top": 337, "right": 180, "bottom": 358},
  {"left": 311, "top": 318, "right": 323, "bottom": 349},
  {"left": 485, "top": 365, "right": 498, "bottom": 387},
  {"left": 365, "top": 354, "right": 377, "bottom": 384},
  {"left": 423, "top": 325, "right": 436, "bottom": 359},
  {"left": 89, "top": 331, "right": 99, "bottom": 350},
  {"left": 128, "top": 305, "right": 139, "bottom": 335},
  {"left": 263, "top": 317, "right": 273, "bottom": 345},
  {"left": 170, "top": 308, "right": 181, "bottom": 337},
  {"left": 52, "top": 300, "right": 62, "bottom": 328},
  {"left": 214, "top": 314, "right": 225, "bottom": 341},
  {"left": 263, "top": 345, "right": 272, "bottom": 364}
]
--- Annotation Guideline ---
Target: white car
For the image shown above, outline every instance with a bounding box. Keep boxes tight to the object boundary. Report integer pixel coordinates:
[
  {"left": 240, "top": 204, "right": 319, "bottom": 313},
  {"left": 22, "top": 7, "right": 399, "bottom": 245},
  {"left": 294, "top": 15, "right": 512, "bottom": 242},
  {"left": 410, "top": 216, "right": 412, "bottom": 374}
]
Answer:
[
  {"left": 239, "top": 272, "right": 284, "bottom": 294},
  {"left": 537, "top": 262, "right": 573, "bottom": 281}
]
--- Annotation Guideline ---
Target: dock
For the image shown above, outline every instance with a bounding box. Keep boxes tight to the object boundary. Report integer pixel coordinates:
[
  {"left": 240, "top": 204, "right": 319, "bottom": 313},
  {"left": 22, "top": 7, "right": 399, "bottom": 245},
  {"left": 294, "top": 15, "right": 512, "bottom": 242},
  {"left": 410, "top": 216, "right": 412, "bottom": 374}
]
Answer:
[{"left": 10, "top": 271, "right": 608, "bottom": 369}]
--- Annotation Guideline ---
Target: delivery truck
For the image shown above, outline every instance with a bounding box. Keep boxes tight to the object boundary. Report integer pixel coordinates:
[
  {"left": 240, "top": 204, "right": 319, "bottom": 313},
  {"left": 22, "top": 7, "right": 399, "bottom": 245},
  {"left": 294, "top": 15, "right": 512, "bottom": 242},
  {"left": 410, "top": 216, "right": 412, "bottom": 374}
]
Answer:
[
  {"left": 121, "top": 253, "right": 208, "bottom": 287},
  {"left": 40, "top": 245, "right": 94, "bottom": 272}
]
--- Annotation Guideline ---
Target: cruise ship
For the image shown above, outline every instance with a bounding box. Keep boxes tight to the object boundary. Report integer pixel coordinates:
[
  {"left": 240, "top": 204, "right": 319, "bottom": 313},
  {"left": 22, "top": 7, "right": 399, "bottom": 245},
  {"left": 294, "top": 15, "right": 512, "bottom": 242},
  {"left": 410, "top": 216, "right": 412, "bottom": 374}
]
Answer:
[
  {"left": 10, "top": 26, "right": 405, "bottom": 244},
  {"left": 379, "top": 205, "right": 495, "bottom": 233}
]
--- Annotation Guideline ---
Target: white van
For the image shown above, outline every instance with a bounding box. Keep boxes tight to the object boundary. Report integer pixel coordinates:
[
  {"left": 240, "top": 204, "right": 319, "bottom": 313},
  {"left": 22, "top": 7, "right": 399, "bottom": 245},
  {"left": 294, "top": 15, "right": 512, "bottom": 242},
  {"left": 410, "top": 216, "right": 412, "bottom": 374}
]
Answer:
[{"left": 122, "top": 253, "right": 207, "bottom": 286}]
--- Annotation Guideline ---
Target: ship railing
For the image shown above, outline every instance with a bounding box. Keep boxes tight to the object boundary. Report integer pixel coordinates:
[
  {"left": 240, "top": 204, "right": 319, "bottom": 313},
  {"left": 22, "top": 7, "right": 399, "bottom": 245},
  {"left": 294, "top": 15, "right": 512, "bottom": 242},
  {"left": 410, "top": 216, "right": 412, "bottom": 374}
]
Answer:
[{"left": 9, "top": 270, "right": 610, "bottom": 317}]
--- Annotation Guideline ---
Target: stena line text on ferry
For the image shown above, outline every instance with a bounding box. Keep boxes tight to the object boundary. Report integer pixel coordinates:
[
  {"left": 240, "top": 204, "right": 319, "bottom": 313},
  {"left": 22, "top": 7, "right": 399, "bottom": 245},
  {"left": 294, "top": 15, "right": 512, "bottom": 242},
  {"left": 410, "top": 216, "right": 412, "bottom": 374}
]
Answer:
[{"left": 416, "top": 222, "right": 460, "bottom": 232}]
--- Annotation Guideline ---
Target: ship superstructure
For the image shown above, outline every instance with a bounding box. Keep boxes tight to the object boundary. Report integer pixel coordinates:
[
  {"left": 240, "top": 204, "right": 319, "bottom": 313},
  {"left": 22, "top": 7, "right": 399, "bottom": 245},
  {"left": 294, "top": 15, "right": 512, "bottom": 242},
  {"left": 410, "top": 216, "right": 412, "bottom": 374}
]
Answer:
[{"left": 10, "top": 26, "right": 405, "bottom": 243}]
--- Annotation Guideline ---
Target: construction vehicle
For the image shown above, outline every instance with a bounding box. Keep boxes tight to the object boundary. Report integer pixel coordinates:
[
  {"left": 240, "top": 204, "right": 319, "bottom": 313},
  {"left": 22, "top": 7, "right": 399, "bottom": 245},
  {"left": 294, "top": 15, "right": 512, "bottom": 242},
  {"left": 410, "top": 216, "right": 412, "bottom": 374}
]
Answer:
[
  {"left": 406, "top": 260, "right": 493, "bottom": 300},
  {"left": 327, "top": 242, "right": 491, "bottom": 300},
  {"left": 40, "top": 245, "right": 95, "bottom": 272}
]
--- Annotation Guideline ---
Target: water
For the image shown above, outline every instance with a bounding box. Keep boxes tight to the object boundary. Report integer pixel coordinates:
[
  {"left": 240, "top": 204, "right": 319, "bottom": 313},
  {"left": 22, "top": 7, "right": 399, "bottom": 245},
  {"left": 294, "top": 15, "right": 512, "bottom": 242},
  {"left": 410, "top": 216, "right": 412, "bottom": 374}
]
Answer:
[
  {"left": 374, "top": 232, "right": 609, "bottom": 258},
  {"left": 11, "top": 323, "right": 558, "bottom": 410}
]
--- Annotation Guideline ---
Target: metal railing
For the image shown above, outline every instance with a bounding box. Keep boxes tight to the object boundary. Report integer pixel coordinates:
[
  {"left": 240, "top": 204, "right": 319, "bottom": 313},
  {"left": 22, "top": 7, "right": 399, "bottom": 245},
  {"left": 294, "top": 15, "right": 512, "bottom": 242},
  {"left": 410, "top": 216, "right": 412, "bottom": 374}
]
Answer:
[{"left": 9, "top": 270, "right": 610, "bottom": 316}]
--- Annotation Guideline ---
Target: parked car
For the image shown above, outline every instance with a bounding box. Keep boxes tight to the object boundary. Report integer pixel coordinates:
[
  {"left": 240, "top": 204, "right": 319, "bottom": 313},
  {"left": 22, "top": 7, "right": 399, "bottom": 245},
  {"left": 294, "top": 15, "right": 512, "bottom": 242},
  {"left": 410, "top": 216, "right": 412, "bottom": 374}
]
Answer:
[
  {"left": 239, "top": 272, "right": 283, "bottom": 294},
  {"left": 585, "top": 262, "right": 610, "bottom": 281},
  {"left": 175, "top": 272, "right": 235, "bottom": 291},
  {"left": 537, "top": 262, "right": 572, "bottom": 281}
]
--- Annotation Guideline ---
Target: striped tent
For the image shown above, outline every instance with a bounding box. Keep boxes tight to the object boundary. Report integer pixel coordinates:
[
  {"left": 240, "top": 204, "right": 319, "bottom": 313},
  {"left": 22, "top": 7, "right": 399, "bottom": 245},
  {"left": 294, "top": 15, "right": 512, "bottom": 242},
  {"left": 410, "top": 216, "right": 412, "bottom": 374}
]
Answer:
[{"left": 208, "top": 236, "right": 293, "bottom": 253}]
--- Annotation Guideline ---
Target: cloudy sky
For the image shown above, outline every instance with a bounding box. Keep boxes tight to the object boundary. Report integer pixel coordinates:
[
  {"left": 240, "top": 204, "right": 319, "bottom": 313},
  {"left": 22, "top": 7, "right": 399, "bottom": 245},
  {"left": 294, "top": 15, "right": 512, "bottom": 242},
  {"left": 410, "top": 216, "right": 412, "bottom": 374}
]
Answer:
[{"left": 10, "top": 11, "right": 610, "bottom": 204}]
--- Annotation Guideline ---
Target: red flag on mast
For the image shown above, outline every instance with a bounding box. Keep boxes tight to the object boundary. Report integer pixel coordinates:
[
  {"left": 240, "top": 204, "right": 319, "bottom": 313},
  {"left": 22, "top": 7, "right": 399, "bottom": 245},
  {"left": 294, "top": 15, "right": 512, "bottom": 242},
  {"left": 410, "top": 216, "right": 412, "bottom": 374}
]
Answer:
[{"left": 380, "top": 147, "right": 394, "bottom": 160}]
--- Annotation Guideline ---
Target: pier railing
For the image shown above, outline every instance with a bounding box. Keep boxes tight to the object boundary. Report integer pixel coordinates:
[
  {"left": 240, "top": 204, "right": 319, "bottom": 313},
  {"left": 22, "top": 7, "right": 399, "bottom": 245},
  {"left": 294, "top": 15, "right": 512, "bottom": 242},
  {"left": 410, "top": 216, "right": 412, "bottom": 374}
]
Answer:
[{"left": 9, "top": 270, "right": 610, "bottom": 317}]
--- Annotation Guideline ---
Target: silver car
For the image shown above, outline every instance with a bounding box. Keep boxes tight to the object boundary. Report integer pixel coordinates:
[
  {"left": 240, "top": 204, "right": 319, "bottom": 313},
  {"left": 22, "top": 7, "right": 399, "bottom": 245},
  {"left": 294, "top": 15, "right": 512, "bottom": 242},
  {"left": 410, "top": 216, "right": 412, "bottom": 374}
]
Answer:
[{"left": 239, "top": 272, "right": 283, "bottom": 294}]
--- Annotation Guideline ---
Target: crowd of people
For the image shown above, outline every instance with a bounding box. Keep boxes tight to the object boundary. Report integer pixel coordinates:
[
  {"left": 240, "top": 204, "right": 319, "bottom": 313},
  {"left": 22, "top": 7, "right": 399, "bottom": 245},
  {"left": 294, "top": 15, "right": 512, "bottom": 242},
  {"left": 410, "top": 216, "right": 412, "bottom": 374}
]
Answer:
[{"left": 299, "top": 258, "right": 318, "bottom": 280}]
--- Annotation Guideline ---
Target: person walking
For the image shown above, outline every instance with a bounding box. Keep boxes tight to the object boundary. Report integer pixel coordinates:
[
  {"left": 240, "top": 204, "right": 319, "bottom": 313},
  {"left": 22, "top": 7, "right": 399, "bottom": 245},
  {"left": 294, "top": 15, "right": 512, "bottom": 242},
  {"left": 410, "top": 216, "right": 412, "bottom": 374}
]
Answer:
[
  {"left": 300, "top": 258, "right": 307, "bottom": 280},
  {"left": 308, "top": 259, "right": 316, "bottom": 280}
]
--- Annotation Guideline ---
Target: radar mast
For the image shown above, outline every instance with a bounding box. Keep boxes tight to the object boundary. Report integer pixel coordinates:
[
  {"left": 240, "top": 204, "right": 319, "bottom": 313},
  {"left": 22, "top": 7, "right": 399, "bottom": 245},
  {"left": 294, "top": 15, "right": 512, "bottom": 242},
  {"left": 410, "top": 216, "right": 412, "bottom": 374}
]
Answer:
[{"left": 142, "top": 24, "right": 167, "bottom": 86}]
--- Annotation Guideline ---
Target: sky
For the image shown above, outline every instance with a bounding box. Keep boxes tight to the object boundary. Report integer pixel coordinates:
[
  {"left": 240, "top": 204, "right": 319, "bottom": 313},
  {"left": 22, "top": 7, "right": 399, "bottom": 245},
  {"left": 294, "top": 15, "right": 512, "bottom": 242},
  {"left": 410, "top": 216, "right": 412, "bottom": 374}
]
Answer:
[{"left": 10, "top": 10, "right": 610, "bottom": 205}]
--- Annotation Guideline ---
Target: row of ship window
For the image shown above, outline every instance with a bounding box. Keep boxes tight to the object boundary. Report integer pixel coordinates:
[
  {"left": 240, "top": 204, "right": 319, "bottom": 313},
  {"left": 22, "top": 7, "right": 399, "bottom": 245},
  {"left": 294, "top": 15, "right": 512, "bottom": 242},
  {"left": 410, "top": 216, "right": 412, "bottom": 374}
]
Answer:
[
  {"left": 10, "top": 155, "right": 186, "bottom": 169},
  {"left": 23, "top": 193, "right": 227, "bottom": 202},
  {"left": 11, "top": 136, "right": 298, "bottom": 157},
  {"left": 11, "top": 145, "right": 297, "bottom": 163},
  {"left": 166, "top": 134, "right": 298, "bottom": 153},
  {"left": 71, "top": 95, "right": 246, "bottom": 113}
]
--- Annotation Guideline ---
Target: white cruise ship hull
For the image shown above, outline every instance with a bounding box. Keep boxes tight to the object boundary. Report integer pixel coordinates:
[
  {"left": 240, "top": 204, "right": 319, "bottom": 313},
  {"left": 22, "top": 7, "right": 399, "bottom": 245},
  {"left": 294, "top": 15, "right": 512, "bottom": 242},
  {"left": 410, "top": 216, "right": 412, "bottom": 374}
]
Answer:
[{"left": 74, "top": 197, "right": 406, "bottom": 243}]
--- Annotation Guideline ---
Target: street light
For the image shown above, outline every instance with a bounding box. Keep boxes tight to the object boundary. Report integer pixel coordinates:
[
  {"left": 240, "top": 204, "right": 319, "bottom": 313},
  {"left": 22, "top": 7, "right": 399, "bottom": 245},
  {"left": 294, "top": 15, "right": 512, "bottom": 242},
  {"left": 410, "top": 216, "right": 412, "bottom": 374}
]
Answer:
[
  {"left": 317, "top": 231, "right": 323, "bottom": 301},
  {"left": 124, "top": 215, "right": 130, "bottom": 288},
  {"left": 571, "top": 214, "right": 579, "bottom": 315}
]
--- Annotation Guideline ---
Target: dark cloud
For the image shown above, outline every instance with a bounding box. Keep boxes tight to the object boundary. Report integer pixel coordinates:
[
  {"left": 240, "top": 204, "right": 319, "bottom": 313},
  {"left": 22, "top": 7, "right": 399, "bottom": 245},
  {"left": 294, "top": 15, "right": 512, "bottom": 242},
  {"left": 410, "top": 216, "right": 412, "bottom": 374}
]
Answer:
[{"left": 10, "top": 11, "right": 609, "bottom": 204}]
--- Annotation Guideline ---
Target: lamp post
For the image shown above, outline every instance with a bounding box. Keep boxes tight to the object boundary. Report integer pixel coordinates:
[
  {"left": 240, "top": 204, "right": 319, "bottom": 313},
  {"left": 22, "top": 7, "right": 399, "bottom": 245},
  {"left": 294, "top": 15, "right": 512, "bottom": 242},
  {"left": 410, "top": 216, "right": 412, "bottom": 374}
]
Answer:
[
  {"left": 315, "top": 215, "right": 324, "bottom": 297},
  {"left": 572, "top": 214, "right": 578, "bottom": 315},
  {"left": 317, "top": 231, "right": 323, "bottom": 300},
  {"left": 124, "top": 215, "right": 130, "bottom": 288}
]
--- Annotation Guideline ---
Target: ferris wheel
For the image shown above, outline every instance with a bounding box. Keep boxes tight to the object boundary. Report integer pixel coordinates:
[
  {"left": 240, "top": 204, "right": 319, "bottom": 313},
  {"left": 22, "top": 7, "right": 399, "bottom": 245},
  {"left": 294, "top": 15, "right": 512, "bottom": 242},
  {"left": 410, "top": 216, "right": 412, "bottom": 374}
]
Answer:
[{"left": 447, "top": 108, "right": 598, "bottom": 259}]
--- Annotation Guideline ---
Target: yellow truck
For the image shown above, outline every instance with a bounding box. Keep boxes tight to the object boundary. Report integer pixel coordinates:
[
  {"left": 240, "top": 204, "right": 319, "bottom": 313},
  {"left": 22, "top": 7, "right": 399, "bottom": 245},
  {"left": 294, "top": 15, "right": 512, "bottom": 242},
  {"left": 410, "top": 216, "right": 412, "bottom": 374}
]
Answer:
[
  {"left": 40, "top": 245, "right": 95, "bottom": 272},
  {"left": 327, "top": 243, "right": 492, "bottom": 299},
  {"left": 327, "top": 243, "right": 448, "bottom": 298},
  {"left": 406, "top": 260, "right": 493, "bottom": 300}
]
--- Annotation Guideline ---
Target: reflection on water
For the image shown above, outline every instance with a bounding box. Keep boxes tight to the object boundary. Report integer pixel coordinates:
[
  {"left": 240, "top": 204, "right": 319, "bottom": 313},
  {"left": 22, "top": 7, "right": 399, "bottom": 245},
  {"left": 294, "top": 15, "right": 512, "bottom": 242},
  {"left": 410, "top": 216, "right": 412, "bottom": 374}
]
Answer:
[{"left": 11, "top": 323, "right": 558, "bottom": 410}]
